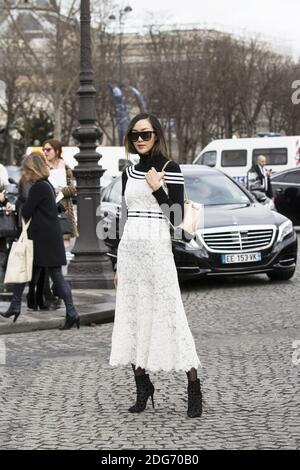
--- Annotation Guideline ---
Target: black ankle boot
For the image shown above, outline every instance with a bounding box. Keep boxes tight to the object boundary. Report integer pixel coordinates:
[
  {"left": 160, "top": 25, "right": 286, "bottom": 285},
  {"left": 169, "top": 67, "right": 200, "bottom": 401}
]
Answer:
[
  {"left": 36, "top": 294, "right": 49, "bottom": 311},
  {"left": 0, "top": 306, "right": 21, "bottom": 323},
  {"left": 128, "top": 374, "right": 155, "bottom": 413},
  {"left": 187, "top": 378, "right": 202, "bottom": 418}
]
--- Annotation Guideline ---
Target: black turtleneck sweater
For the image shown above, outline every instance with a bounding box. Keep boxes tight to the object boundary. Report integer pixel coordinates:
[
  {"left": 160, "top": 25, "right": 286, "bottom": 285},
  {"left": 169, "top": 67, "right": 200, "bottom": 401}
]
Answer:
[{"left": 120, "top": 153, "right": 185, "bottom": 238}]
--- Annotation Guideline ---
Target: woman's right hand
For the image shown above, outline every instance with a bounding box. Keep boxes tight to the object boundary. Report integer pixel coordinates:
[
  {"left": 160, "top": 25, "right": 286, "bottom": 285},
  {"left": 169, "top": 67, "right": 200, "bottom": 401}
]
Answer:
[{"left": 114, "top": 272, "right": 118, "bottom": 289}]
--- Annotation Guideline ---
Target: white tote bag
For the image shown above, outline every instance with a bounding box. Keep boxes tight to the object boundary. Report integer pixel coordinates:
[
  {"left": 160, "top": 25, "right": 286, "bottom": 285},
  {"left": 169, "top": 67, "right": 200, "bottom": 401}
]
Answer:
[{"left": 4, "top": 218, "right": 33, "bottom": 284}]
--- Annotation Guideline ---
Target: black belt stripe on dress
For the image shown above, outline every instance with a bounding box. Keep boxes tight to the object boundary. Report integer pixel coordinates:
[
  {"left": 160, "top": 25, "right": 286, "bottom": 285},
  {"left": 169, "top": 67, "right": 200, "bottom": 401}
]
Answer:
[{"left": 128, "top": 210, "right": 165, "bottom": 219}]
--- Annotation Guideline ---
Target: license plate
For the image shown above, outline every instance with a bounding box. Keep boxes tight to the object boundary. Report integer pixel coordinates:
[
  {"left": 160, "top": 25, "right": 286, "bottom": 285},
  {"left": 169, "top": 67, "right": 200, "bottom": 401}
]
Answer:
[{"left": 221, "top": 252, "right": 262, "bottom": 264}]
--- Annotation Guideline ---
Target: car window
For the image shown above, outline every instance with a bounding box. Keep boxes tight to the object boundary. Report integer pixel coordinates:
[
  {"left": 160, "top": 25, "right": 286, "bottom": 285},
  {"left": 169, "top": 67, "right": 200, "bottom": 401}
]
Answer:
[
  {"left": 271, "top": 172, "right": 288, "bottom": 183},
  {"left": 197, "top": 151, "right": 217, "bottom": 167},
  {"left": 221, "top": 150, "right": 247, "bottom": 167},
  {"left": 107, "top": 178, "right": 122, "bottom": 205},
  {"left": 282, "top": 170, "right": 300, "bottom": 184},
  {"left": 252, "top": 148, "right": 287, "bottom": 165},
  {"left": 184, "top": 172, "right": 250, "bottom": 206}
]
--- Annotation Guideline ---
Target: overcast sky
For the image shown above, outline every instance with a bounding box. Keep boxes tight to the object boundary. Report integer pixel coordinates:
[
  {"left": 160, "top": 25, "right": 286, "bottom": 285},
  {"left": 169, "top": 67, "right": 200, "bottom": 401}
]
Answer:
[{"left": 123, "top": 0, "right": 300, "bottom": 59}]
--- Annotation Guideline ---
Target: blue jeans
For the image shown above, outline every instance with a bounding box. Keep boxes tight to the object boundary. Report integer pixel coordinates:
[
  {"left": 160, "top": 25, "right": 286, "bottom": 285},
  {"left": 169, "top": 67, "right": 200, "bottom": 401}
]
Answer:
[{"left": 10, "top": 266, "right": 78, "bottom": 319}]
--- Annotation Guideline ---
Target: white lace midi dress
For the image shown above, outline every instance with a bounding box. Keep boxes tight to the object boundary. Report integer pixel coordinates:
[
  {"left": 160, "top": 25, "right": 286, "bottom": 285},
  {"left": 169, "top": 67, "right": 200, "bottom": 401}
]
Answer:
[{"left": 109, "top": 164, "right": 201, "bottom": 372}]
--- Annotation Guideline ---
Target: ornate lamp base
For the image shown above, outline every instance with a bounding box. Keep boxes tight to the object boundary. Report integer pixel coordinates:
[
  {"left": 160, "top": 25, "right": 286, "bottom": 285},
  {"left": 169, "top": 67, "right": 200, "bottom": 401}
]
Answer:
[{"left": 66, "top": 254, "right": 114, "bottom": 289}]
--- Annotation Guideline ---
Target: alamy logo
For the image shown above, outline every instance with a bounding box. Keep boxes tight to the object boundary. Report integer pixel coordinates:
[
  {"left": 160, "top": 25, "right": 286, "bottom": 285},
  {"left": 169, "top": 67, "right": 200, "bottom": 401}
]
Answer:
[
  {"left": 291, "top": 80, "right": 300, "bottom": 105},
  {"left": 0, "top": 339, "right": 6, "bottom": 365}
]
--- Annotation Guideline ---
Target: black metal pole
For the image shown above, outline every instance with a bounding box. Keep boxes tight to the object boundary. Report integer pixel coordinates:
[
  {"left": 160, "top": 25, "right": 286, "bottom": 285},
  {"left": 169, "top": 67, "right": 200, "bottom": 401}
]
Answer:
[{"left": 67, "top": 0, "right": 114, "bottom": 288}]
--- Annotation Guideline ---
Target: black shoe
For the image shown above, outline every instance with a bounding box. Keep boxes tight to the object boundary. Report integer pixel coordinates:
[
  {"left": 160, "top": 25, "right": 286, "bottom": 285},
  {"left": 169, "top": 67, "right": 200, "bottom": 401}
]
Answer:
[
  {"left": 187, "top": 379, "right": 202, "bottom": 418},
  {"left": 59, "top": 315, "right": 80, "bottom": 330},
  {"left": 37, "top": 303, "right": 50, "bottom": 311},
  {"left": 128, "top": 374, "right": 155, "bottom": 413},
  {"left": 36, "top": 297, "right": 50, "bottom": 311},
  {"left": 0, "top": 309, "right": 21, "bottom": 323},
  {"left": 27, "top": 293, "right": 50, "bottom": 311}
]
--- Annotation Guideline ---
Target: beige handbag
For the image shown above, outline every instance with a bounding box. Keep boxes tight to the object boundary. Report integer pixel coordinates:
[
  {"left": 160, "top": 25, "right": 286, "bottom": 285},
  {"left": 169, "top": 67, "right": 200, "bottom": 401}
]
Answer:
[
  {"left": 161, "top": 161, "right": 202, "bottom": 238},
  {"left": 4, "top": 218, "right": 33, "bottom": 284}
]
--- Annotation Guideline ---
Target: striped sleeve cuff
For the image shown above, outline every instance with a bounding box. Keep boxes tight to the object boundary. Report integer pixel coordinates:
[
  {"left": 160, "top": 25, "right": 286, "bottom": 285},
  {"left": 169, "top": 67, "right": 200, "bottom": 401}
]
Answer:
[{"left": 163, "top": 170, "right": 184, "bottom": 185}]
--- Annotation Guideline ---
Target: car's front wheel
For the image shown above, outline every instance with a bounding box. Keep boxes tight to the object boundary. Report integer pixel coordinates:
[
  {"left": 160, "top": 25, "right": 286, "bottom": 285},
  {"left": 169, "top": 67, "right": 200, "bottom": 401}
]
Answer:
[{"left": 267, "top": 268, "right": 296, "bottom": 281}]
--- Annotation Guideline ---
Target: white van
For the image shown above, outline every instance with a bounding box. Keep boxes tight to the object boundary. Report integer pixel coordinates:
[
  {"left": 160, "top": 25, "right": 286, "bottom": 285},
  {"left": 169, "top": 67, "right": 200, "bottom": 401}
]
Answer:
[
  {"left": 193, "top": 136, "right": 300, "bottom": 185},
  {"left": 26, "top": 146, "right": 132, "bottom": 187}
]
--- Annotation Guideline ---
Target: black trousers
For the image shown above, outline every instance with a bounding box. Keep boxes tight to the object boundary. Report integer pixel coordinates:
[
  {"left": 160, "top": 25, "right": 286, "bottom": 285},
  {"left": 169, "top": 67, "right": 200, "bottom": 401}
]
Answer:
[
  {"left": 11, "top": 266, "right": 78, "bottom": 318},
  {"left": 28, "top": 267, "right": 60, "bottom": 304}
]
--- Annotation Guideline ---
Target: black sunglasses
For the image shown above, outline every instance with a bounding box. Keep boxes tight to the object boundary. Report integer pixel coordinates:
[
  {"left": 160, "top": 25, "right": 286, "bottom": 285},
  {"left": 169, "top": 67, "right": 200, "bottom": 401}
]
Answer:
[{"left": 128, "top": 131, "right": 156, "bottom": 142}]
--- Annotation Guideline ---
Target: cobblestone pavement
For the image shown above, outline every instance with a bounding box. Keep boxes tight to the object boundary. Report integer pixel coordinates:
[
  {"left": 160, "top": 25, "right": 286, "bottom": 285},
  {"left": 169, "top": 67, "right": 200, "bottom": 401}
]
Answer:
[{"left": 0, "top": 242, "right": 300, "bottom": 450}]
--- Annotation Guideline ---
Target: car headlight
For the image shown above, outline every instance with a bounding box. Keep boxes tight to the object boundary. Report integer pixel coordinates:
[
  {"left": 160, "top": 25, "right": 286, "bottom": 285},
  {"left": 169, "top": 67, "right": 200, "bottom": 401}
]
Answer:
[{"left": 277, "top": 220, "right": 293, "bottom": 242}]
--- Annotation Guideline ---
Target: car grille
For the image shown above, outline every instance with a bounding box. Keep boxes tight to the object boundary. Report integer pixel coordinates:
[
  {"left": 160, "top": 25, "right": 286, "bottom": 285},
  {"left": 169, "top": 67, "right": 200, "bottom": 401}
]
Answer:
[{"left": 201, "top": 226, "right": 276, "bottom": 252}]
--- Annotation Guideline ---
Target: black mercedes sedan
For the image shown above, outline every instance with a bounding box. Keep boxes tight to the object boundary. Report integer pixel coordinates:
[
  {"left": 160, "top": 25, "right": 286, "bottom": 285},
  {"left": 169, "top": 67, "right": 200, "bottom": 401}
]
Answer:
[
  {"left": 271, "top": 167, "right": 300, "bottom": 225},
  {"left": 99, "top": 165, "right": 297, "bottom": 282}
]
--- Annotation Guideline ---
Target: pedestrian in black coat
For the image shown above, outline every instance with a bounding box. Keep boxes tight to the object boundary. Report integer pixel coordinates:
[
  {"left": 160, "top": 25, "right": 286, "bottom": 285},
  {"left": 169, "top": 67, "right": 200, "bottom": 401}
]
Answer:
[
  {"left": 22, "top": 179, "right": 67, "bottom": 267},
  {"left": 0, "top": 153, "right": 80, "bottom": 330},
  {"left": 16, "top": 176, "right": 62, "bottom": 311},
  {"left": 252, "top": 155, "right": 273, "bottom": 199}
]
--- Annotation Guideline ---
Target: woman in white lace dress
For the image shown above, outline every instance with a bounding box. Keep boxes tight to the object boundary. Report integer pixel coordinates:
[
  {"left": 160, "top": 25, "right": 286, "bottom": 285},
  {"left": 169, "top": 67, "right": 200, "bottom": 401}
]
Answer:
[{"left": 109, "top": 113, "right": 202, "bottom": 418}]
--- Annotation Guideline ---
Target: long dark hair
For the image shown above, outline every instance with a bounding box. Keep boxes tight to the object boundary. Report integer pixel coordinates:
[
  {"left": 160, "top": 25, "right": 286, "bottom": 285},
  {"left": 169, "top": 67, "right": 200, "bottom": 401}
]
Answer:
[
  {"left": 42, "top": 139, "right": 63, "bottom": 159},
  {"left": 124, "top": 113, "right": 170, "bottom": 161}
]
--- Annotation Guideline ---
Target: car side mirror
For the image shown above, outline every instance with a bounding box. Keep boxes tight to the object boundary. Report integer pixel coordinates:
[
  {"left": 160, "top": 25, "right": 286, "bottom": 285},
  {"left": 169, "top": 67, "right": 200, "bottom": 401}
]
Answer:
[{"left": 276, "top": 188, "right": 283, "bottom": 195}]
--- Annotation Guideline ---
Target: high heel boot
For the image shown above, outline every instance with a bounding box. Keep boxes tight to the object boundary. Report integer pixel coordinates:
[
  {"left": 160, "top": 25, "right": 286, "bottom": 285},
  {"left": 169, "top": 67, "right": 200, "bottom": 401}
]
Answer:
[
  {"left": 0, "top": 304, "right": 21, "bottom": 323},
  {"left": 187, "top": 378, "right": 202, "bottom": 418},
  {"left": 128, "top": 374, "right": 155, "bottom": 413}
]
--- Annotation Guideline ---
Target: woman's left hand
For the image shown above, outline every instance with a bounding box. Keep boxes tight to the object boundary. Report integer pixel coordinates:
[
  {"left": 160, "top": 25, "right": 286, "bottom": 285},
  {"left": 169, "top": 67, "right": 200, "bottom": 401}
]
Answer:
[{"left": 145, "top": 167, "right": 165, "bottom": 191}]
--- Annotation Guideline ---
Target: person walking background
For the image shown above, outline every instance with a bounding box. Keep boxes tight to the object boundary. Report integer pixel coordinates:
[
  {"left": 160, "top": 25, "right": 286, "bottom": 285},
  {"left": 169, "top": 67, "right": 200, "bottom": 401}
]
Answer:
[
  {"left": 16, "top": 164, "right": 59, "bottom": 311},
  {"left": 0, "top": 181, "right": 14, "bottom": 285},
  {"left": 23, "top": 140, "right": 78, "bottom": 310},
  {"left": 42, "top": 139, "right": 78, "bottom": 307},
  {"left": 42, "top": 139, "right": 78, "bottom": 238},
  {"left": 0, "top": 153, "right": 80, "bottom": 330},
  {"left": 251, "top": 155, "right": 273, "bottom": 199},
  {"left": 109, "top": 113, "right": 202, "bottom": 418}
]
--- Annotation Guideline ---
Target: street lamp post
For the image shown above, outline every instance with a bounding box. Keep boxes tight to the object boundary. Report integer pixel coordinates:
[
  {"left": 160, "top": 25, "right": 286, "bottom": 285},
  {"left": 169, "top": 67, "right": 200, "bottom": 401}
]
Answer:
[{"left": 66, "top": 0, "right": 114, "bottom": 289}]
